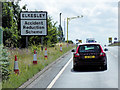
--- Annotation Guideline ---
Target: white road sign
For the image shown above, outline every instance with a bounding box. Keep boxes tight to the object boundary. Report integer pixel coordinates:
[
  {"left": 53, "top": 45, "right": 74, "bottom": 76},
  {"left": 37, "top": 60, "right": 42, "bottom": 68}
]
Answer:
[{"left": 20, "top": 11, "right": 47, "bottom": 35}]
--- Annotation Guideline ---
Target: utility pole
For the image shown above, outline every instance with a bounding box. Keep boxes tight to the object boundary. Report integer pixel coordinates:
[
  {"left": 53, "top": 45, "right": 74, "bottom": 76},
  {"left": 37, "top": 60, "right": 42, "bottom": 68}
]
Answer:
[
  {"left": 64, "top": 19, "right": 65, "bottom": 42},
  {"left": 67, "top": 18, "right": 69, "bottom": 44}
]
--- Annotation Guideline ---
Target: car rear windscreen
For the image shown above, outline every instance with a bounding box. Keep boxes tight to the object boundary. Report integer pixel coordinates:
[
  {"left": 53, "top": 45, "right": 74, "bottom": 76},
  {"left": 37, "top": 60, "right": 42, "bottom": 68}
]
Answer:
[{"left": 79, "top": 45, "right": 101, "bottom": 53}]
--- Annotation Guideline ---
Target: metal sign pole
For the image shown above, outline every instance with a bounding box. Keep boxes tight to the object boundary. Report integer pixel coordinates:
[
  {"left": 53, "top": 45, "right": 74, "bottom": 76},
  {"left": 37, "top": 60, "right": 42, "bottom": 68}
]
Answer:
[
  {"left": 26, "top": 36, "right": 28, "bottom": 48},
  {"left": 41, "top": 36, "right": 43, "bottom": 51}
]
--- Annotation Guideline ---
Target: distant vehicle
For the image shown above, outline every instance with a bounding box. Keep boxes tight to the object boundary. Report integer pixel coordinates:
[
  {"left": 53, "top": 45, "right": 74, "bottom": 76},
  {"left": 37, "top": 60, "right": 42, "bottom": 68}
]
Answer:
[
  {"left": 86, "top": 38, "right": 95, "bottom": 43},
  {"left": 71, "top": 43, "right": 107, "bottom": 71},
  {"left": 104, "top": 45, "right": 106, "bottom": 47}
]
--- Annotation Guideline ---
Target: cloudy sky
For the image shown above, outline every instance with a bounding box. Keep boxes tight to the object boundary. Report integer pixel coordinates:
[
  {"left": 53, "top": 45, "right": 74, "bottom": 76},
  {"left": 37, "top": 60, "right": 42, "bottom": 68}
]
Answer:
[{"left": 19, "top": 0, "right": 118, "bottom": 45}]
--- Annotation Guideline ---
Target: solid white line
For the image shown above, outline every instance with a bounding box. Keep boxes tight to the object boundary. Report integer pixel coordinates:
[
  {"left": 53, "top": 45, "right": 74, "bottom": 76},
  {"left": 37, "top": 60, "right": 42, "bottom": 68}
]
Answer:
[{"left": 47, "top": 57, "right": 72, "bottom": 88}]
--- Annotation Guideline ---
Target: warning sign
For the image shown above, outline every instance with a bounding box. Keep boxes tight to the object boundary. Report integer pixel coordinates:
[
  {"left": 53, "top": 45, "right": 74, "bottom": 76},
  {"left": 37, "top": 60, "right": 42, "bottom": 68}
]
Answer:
[
  {"left": 20, "top": 11, "right": 47, "bottom": 35},
  {"left": 109, "top": 37, "right": 112, "bottom": 43},
  {"left": 78, "top": 40, "right": 82, "bottom": 43}
]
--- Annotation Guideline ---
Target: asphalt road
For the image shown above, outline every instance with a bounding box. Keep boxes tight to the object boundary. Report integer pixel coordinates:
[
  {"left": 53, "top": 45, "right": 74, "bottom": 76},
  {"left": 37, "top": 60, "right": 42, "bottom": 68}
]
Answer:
[{"left": 26, "top": 46, "right": 118, "bottom": 89}]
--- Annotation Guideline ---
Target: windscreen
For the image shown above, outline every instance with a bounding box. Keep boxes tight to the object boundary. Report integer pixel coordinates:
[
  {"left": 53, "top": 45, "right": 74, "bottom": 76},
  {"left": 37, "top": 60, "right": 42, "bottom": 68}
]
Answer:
[{"left": 79, "top": 45, "right": 101, "bottom": 53}]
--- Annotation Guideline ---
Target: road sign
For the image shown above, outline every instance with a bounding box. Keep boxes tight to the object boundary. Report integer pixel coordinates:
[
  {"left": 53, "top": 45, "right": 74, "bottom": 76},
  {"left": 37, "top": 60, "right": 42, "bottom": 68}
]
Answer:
[
  {"left": 76, "top": 39, "right": 79, "bottom": 42},
  {"left": 109, "top": 37, "right": 112, "bottom": 43},
  {"left": 0, "top": 27, "right": 3, "bottom": 44},
  {"left": 114, "top": 37, "right": 117, "bottom": 40},
  {"left": 20, "top": 11, "right": 47, "bottom": 36},
  {"left": 78, "top": 40, "right": 82, "bottom": 43}
]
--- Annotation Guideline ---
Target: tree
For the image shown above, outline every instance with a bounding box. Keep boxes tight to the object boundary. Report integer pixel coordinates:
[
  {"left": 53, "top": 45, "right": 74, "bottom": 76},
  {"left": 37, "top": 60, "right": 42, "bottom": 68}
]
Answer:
[
  {"left": 2, "top": 2, "right": 59, "bottom": 48},
  {"left": 43, "top": 16, "right": 58, "bottom": 46},
  {"left": 2, "top": 2, "right": 27, "bottom": 47}
]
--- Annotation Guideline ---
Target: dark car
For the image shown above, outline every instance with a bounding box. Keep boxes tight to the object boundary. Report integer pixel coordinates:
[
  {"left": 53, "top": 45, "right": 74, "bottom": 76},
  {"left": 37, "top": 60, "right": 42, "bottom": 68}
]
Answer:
[{"left": 72, "top": 43, "right": 107, "bottom": 71}]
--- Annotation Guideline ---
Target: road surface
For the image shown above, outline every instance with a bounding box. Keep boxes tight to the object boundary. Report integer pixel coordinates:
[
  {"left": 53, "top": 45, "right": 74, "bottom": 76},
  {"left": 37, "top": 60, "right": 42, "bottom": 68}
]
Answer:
[{"left": 26, "top": 46, "right": 118, "bottom": 89}]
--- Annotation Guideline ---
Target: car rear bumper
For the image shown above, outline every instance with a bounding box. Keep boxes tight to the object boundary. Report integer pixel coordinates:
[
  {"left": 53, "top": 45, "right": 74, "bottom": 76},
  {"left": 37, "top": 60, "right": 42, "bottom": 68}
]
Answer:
[{"left": 73, "top": 58, "right": 106, "bottom": 67}]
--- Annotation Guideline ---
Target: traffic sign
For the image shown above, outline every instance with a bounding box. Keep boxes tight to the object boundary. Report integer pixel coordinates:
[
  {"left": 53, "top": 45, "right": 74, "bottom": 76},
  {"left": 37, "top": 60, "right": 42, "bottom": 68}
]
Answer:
[
  {"left": 78, "top": 40, "right": 82, "bottom": 43},
  {"left": 114, "top": 37, "right": 117, "bottom": 40},
  {"left": 20, "top": 11, "right": 47, "bottom": 36},
  {"left": 0, "top": 27, "right": 3, "bottom": 44},
  {"left": 76, "top": 39, "right": 79, "bottom": 42},
  {"left": 109, "top": 37, "right": 112, "bottom": 43}
]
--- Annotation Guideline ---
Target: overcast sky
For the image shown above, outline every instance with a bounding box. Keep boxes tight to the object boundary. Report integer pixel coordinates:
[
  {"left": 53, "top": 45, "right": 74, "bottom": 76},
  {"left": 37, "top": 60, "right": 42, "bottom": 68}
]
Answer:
[{"left": 19, "top": 0, "right": 118, "bottom": 45}]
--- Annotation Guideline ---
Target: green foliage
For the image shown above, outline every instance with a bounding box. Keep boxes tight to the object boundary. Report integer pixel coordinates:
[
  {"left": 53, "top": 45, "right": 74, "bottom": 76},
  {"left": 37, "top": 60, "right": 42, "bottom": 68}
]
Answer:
[
  {"left": 65, "top": 40, "right": 74, "bottom": 44},
  {"left": 2, "top": 2, "right": 21, "bottom": 47},
  {"left": 2, "top": 44, "right": 74, "bottom": 88},
  {"left": 43, "top": 17, "right": 58, "bottom": 46},
  {"left": 2, "top": 2, "right": 59, "bottom": 48},
  {"left": 0, "top": 45, "right": 10, "bottom": 81}
]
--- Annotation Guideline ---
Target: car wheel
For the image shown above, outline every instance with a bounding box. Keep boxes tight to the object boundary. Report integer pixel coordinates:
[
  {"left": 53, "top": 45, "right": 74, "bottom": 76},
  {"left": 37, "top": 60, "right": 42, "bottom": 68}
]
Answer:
[
  {"left": 99, "top": 66, "right": 104, "bottom": 70},
  {"left": 99, "top": 65, "right": 107, "bottom": 70},
  {"left": 73, "top": 65, "right": 78, "bottom": 71},
  {"left": 104, "top": 64, "right": 107, "bottom": 70}
]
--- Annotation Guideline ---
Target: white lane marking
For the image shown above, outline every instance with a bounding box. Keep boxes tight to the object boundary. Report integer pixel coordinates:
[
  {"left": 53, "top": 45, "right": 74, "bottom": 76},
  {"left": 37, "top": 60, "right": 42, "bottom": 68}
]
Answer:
[
  {"left": 108, "top": 51, "right": 117, "bottom": 58},
  {"left": 47, "top": 57, "right": 72, "bottom": 88}
]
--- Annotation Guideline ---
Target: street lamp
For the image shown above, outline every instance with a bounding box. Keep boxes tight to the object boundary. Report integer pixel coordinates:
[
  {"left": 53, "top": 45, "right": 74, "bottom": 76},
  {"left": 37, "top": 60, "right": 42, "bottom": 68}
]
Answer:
[
  {"left": 59, "top": 13, "right": 63, "bottom": 42},
  {"left": 66, "top": 15, "right": 83, "bottom": 44},
  {"left": 60, "top": 13, "right": 62, "bottom": 27}
]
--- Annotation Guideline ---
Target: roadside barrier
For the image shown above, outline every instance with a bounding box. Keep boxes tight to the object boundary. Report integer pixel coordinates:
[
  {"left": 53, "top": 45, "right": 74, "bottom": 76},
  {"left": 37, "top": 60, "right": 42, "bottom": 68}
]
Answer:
[
  {"left": 44, "top": 48, "right": 47, "bottom": 60},
  {"left": 60, "top": 44, "right": 62, "bottom": 52},
  {"left": 33, "top": 50, "right": 37, "bottom": 64},
  {"left": 14, "top": 55, "right": 19, "bottom": 74}
]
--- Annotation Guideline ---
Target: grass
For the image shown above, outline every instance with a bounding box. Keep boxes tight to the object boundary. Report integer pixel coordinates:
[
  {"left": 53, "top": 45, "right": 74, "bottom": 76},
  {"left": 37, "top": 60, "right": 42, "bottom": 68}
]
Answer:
[
  {"left": 108, "top": 42, "right": 120, "bottom": 46},
  {"left": 2, "top": 44, "right": 74, "bottom": 89}
]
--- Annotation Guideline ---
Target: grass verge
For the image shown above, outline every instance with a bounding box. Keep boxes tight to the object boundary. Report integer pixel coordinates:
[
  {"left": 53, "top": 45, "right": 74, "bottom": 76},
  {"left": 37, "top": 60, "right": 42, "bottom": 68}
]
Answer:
[
  {"left": 108, "top": 42, "right": 120, "bottom": 46},
  {"left": 2, "top": 44, "right": 74, "bottom": 88}
]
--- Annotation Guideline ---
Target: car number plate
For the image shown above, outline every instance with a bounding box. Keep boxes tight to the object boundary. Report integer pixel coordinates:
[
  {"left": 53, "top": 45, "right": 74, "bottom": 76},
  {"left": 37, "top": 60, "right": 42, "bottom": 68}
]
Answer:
[{"left": 84, "top": 56, "right": 95, "bottom": 58}]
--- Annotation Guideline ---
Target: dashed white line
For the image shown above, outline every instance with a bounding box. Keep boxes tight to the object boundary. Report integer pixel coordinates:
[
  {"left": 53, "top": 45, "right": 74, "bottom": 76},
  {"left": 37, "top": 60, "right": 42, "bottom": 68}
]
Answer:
[{"left": 47, "top": 57, "right": 72, "bottom": 89}]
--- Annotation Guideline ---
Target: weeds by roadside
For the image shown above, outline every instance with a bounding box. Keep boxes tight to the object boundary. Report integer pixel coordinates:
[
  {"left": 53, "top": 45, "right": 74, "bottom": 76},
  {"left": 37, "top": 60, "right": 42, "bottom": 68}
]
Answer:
[{"left": 2, "top": 44, "right": 74, "bottom": 88}]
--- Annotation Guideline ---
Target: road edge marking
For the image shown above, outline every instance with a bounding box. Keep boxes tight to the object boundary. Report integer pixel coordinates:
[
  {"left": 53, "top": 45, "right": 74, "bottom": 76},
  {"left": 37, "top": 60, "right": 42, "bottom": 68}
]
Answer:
[{"left": 47, "top": 57, "right": 72, "bottom": 88}]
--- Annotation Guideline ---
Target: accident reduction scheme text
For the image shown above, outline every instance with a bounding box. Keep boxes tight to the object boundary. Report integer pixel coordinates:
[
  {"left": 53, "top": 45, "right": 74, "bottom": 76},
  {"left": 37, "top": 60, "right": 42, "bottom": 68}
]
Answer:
[{"left": 20, "top": 11, "right": 47, "bottom": 35}]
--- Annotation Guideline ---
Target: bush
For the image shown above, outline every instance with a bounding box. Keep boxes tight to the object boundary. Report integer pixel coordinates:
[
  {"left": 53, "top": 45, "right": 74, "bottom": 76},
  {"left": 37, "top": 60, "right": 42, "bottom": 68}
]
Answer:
[{"left": 0, "top": 45, "right": 10, "bottom": 81}]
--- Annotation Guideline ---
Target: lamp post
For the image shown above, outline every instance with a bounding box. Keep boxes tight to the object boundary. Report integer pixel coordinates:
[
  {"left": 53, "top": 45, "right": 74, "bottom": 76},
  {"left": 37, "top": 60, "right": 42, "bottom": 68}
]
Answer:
[
  {"left": 64, "top": 18, "right": 66, "bottom": 42},
  {"left": 60, "top": 13, "right": 62, "bottom": 27},
  {"left": 66, "top": 15, "right": 83, "bottom": 44},
  {"left": 59, "top": 13, "right": 62, "bottom": 42}
]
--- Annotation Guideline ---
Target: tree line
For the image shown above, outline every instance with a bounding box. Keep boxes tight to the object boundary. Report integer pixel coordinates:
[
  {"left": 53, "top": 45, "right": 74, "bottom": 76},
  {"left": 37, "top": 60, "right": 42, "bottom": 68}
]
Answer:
[{"left": 2, "top": 1, "right": 62, "bottom": 48}]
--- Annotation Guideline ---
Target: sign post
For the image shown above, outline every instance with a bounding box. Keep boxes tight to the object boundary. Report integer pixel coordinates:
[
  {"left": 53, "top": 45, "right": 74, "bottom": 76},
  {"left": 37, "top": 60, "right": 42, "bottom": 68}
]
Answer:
[
  {"left": 26, "top": 36, "right": 28, "bottom": 48},
  {"left": 78, "top": 40, "right": 82, "bottom": 43},
  {"left": 109, "top": 37, "right": 112, "bottom": 43},
  {"left": 41, "top": 36, "right": 43, "bottom": 51},
  {"left": 20, "top": 11, "right": 47, "bottom": 48}
]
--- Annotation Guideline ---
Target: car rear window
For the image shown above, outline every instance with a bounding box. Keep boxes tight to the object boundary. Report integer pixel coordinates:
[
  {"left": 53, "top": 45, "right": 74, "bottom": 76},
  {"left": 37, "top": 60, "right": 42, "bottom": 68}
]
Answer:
[{"left": 78, "top": 44, "right": 101, "bottom": 53}]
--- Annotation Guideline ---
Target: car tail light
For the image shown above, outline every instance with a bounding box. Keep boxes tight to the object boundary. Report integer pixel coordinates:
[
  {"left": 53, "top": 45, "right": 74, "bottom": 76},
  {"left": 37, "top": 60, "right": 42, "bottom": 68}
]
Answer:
[
  {"left": 100, "top": 52, "right": 105, "bottom": 56},
  {"left": 99, "top": 45, "right": 105, "bottom": 57},
  {"left": 74, "top": 53, "right": 80, "bottom": 57}
]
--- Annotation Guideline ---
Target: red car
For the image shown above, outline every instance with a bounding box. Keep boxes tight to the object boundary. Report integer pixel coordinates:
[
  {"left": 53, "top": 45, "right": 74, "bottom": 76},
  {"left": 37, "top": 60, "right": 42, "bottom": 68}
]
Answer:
[{"left": 72, "top": 43, "right": 107, "bottom": 71}]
